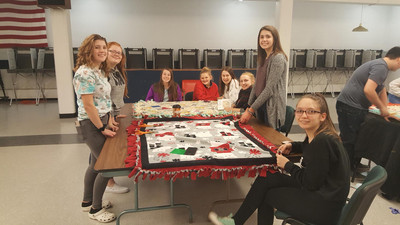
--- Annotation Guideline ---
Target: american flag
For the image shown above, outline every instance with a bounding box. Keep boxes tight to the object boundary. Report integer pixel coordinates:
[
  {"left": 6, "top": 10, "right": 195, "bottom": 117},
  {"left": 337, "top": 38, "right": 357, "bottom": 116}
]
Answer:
[{"left": 0, "top": 0, "right": 48, "bottom": 48}]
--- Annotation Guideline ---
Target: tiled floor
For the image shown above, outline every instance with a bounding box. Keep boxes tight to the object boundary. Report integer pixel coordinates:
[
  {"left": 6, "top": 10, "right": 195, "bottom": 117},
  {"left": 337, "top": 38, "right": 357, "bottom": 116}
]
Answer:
[{"left": 0, "top": 97, "right": 399, "bottom": 225}]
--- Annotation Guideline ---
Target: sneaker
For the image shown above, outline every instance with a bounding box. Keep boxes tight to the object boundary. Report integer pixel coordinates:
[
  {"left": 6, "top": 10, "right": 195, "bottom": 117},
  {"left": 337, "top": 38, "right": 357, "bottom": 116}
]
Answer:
[
  {"left": 209, "top": 212, "right": 235, "bottom": 225},
  {"left": 105, "top": 184, "right": 129, "bottom": 194},
  {"left": 88, "top": 208, "right": 116, "bottom": 223}
]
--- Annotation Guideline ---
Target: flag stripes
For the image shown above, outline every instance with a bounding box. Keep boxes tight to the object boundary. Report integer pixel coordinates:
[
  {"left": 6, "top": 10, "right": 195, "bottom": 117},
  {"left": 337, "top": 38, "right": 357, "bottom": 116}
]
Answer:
[{"left": 0, "top": 0, "right": 48, "bottom": 48}]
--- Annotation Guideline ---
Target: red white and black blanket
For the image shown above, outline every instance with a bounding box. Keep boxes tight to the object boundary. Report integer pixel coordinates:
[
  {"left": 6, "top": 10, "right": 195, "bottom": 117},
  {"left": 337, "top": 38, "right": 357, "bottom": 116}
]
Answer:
[{"left": 125, "top": 116, "right": 279, "bottom": 181}]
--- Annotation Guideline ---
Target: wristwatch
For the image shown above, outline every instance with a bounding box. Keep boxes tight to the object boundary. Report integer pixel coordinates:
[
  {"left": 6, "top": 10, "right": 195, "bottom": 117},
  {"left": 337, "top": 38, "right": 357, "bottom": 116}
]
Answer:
[{"left": 98, "top": 124, "right": 107, "bottom": 132}]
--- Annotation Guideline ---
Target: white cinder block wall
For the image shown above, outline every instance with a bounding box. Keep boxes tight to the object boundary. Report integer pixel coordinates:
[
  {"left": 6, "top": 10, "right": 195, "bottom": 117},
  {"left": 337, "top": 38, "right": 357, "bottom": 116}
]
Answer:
[{"left": 1, "top": 0, "right": 399, "bottom": 99}]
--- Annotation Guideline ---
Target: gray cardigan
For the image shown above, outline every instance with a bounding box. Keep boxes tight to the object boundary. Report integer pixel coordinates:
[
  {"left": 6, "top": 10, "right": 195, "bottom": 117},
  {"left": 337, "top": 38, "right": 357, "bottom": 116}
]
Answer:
[{"left": 248, "top": 53, "right": 287, "bottom": 129}]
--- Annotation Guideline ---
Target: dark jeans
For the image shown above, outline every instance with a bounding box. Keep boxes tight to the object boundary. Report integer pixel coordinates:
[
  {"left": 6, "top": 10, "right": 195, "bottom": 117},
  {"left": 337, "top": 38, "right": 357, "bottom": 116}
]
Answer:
[
  {"left": 256, "top": 102, "right": 269, "bottom": 126},
  {"left": 232, "top": 173, "right": 343, "bottom": 225},
  {"left": 336, "top": 101, "right": 368, "bottom": 169}
]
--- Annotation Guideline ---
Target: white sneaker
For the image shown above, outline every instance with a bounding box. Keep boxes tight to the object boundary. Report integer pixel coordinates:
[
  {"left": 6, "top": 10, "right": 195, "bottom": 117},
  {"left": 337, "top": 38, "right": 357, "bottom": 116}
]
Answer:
[
  {"left": 105, "top": 184, "right": 129, "bottom": 194},
  {"left": 88, "top": 208, "right": 116, "bottom": 223}
]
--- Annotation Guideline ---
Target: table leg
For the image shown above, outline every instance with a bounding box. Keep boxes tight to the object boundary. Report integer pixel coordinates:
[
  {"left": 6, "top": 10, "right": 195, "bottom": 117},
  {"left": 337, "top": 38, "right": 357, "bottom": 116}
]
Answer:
[
  {"left": 209, "top": 178, "right": 244, "bottom": 213},
  {"left": 116, "top": 179, "right": 193, "bottom": 225},
  {"left": 35, "top": 70, "right": 46, "bottom": 105},
  {"left": 10, "top": 72, "right": 18, "bottom": 106},
  {"left": 0, "top": 71, "right": 9, "bottom": 101}
]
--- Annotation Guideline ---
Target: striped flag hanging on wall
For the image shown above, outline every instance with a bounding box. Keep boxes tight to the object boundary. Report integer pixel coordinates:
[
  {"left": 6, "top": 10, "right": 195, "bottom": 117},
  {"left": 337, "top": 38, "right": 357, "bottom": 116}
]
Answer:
[{"left": 0, "top": 0, "right": 48, "bottom": 48}]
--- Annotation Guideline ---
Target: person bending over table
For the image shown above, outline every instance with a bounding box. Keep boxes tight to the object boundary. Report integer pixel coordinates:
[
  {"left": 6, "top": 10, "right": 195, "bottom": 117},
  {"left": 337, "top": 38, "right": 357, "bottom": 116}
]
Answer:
[
  {"left": 224, "top": 72, "right": 255, "bottom": 113},
  {"left": 388, "top": 77, "right": 400, "bottom": 104},
  {"left": 218, "top": 66, "right": 240, "bottom": 105},
  {"left": 239, "top": 25, "right": 287, "bottom": 130},
  {"left": 145, "top": 68, "right": 182, "bottom": 102},
  {"left": 104, "top": 41, "right": 130, "bottom": 194},
  {"left": 193, "top": 66, "right": 219, "bottom": 101},
  {"left": 336, "top": 46, "right": 400, "bottom": 170},
  {"left": 210, "top": 93, "right": 350, "bottom": 225},
  {"left": 73, "top": 34, "right": 117, "bottom": 223}
]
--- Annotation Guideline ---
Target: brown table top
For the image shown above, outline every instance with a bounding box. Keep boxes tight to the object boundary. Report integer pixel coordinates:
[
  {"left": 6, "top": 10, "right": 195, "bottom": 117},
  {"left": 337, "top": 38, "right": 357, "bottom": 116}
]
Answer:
[{"left": 95, "top": 104, "right": 292, "bottom": 172}]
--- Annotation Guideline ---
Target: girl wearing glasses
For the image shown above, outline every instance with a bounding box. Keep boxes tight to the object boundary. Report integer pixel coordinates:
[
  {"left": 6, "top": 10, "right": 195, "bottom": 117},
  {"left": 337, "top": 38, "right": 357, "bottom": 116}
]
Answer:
[
  {"left": 73, "top": 34, "right": 117, "bottom": 222},
  {"left": 210, "top": 93, "right": 350, "bottom": 225},
  {"left": 239, "top": 25, "right": 287, "bottom": 129},
  {"left": 104, "top": 42, "right": 130, "bottom": 194},
  {"left": 145, "top": 68, "right": 182, "bottom": 102}
]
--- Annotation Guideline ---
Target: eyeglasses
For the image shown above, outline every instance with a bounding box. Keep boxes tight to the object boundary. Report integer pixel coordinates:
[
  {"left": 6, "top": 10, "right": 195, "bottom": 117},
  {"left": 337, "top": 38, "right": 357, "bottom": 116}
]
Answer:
[
  {"left": 108, "top": 50, "right": 122, "bottom": 56},
  {"left": 295, "top": 109, "right": 321, "bottom": 116}
]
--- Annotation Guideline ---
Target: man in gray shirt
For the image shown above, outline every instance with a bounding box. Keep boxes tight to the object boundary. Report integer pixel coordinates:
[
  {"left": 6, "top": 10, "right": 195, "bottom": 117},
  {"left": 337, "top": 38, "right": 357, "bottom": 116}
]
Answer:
[{"left": 336, "top": 46, "right": 400, "bottom": 170}]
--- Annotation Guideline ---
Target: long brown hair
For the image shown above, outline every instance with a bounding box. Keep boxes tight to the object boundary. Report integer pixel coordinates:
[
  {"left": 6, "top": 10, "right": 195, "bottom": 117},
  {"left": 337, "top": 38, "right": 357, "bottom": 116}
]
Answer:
[
  {"left": 218, "top": 66, "right": 236, "bottom": 96},
  {"left": 74, "top": 34, "right": 109, "bottom": 75},
  {"left": 298, "top": 93, "right": 340, "bottom": 141},
  {"left": 107, "top": 42, "right": 128, "bottom": 97},
  {"left": 154, "top": 68, "right": 179, "bottom": 101},
  {"left": 257, "top": 25, "right": 288, "bottom": 67}
]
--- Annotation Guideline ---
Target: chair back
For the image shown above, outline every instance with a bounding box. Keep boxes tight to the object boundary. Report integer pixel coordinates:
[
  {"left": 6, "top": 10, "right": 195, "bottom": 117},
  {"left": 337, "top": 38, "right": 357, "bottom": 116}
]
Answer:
[
  {"left": 184, "top": 92, "right": 193, "bottom": 101},
  {"left": 182, "top": 80, "right": 197, "bottom": 95},
  {"left": 277, "top": 105, "right": 295, "bottom": 136},
  {"left": 338, "top": 165, "right": 387, "bottom": 225}
]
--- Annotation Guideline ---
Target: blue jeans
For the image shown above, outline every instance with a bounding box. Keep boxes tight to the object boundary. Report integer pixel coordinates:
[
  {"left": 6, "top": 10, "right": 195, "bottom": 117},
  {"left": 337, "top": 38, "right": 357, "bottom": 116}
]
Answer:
[
  {"left": 336, "top": 101, "right": 368, "bottom": 169},
  {"left": 388, "top": 93, "right": 400, "bottom": 104}
]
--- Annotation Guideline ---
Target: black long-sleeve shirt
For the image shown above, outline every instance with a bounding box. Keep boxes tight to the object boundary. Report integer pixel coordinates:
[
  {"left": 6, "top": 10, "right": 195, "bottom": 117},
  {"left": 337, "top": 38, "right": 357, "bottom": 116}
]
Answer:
[{"left": 284, "top": 132, "right": 350, "bottom": 203}]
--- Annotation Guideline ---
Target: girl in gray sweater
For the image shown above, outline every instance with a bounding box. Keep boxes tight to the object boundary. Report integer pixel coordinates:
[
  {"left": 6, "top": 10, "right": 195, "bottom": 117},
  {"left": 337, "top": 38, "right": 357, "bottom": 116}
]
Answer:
[
  {"left": 240, "top": 25, "right": 287, "bottom": 129},
  {"left": 105, "top": 41, "right": 130, "bottom": 194}
]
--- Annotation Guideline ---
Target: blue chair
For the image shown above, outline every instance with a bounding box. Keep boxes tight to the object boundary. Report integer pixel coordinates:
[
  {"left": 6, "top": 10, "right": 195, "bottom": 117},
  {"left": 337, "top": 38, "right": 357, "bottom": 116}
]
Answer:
[{"left": 275, "top": 165, "right": 387, "bottom": 225}]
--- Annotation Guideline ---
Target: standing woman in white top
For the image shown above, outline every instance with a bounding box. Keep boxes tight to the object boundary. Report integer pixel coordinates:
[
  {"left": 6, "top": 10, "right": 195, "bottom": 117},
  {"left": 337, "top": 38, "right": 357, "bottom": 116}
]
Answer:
[
  {"left": 218, "top": 66, "right": 240, "bottom": 105},
  {"left": 104, "top": 41, "right": 130, "bottom": 194},
  {"left": 73, "top": 34, "right": 117, "bottom": 223}
]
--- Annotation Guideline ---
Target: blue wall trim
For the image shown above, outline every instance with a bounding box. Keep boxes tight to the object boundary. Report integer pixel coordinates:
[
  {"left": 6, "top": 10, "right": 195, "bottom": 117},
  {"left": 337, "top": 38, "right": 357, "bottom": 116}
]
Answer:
[{"left": 125, "top": 69, "right": 256, "bottom": 103}]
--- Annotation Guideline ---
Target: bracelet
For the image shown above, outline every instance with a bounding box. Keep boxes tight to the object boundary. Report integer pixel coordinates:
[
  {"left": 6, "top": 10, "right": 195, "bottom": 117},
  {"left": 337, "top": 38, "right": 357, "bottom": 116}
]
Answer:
[
  {"left": 98, "top": 124, "right": 107, "bottom": 132},
  {"left": 249, "top": 111, "right": 255, "bottom": 117},
  {"left": 247, "top": 108, "right": 255, "bottom": 117}
]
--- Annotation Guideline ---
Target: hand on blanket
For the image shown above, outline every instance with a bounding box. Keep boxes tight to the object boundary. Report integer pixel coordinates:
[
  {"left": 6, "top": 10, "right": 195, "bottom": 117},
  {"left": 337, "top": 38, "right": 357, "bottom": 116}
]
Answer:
[
  {"left": 277, "top": 143, "right": 292, "bottom": 155},
  {"left": 240, "top": 111, "right": 252, "bottom": 124}
]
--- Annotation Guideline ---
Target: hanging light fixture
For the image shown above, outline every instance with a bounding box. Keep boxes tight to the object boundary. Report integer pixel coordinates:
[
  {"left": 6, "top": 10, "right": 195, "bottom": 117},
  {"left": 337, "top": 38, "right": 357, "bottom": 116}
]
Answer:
[{"left": 353, "top": 5, "right": 368, "bottom": 32}]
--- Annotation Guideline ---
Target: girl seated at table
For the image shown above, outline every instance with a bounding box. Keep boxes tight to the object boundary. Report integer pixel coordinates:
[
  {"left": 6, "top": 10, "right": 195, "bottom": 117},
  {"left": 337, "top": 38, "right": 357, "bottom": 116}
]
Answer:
[
  {"left": 224, "top": 72, "right": 255, "bottom": 113},
  {"left": 210, "top": 93, "right": 350, "bottom": 225},
  {"left": 193, "top": 67, "right": 219, "bottom": 101},
  {"left": 145, "top": 68, "right": 182, "bottom": 102},
  {"left": 218, "top": 66, "right": 240, "bottom": 105}
]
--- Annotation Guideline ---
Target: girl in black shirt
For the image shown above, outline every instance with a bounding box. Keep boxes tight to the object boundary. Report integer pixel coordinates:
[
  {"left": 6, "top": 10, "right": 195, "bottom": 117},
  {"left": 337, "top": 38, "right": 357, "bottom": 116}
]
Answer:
[
  {"left": 224, "top": 72, "right": 255, "bottom": 113},
  {"left": 210, "top": 93, "right": 350, "bottom": 225}
]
